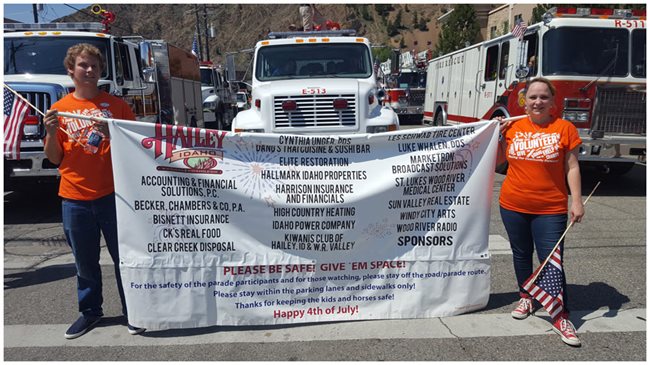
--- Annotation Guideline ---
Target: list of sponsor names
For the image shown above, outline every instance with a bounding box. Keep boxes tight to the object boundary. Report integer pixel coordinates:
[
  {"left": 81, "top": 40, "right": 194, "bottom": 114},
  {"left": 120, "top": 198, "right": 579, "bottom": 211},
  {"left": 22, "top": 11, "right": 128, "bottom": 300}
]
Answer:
[
  {"left": 136, "top": 175, "right": 242, "bottom": 254},
  {"left": 387, "top": 126, "right": 476, "bottom": 247},
  {"left": 266, "top": 136, "right": 370, "bottom": 253}
]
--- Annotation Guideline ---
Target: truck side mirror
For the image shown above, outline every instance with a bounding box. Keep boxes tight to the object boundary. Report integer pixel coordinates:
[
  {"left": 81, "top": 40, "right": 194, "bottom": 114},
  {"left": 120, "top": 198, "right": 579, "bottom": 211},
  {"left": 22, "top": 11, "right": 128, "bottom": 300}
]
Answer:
[
  {"left": 139, "top": 41, "right": 156, "bottom": 83},
  {"left": 376, "top": 88, "right": 386, "bottom": 101},
  {"left": 226, "top": 54, "right": 236, "bottom": 82}
]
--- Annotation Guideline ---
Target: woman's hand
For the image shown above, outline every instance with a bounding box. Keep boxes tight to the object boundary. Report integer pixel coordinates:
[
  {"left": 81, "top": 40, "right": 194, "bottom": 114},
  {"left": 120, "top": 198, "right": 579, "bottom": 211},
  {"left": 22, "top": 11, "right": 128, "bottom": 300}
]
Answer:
[
  {"left": 570, "top": 199, "right": 585, "bottom": 223},
  {"left": 495, "top": 116, "right": 513, "bottom": 134}
]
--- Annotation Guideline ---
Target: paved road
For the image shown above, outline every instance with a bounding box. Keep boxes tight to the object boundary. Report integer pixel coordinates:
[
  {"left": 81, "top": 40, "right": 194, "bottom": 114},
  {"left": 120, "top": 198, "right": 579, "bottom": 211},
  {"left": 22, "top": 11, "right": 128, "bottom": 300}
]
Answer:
[{"left": 4, "top": 163, "right": 646, "bottom": 361}]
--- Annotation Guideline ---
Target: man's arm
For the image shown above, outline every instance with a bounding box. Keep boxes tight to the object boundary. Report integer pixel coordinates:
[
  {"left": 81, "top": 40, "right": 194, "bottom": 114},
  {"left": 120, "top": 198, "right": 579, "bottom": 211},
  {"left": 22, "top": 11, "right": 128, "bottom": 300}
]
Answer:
[{"left": 43, "top": 109, "right": 63, "bottom": 165}]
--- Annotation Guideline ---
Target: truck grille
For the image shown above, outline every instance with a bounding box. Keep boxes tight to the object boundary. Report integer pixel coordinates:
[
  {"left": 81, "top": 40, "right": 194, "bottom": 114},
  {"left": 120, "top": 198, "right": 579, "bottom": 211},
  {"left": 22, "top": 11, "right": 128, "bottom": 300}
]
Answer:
[
  {"left": 274, "top": 94, "right": 357, "bottom": 128},
  {"left": 592, "top": 85, "right": 646, "bottom": 135},
  {"left": 406, "top": 88, "right": 425, "bottom": 106},
  {"left": 21, "top": 91, "right": 52, "bottom": 140}
]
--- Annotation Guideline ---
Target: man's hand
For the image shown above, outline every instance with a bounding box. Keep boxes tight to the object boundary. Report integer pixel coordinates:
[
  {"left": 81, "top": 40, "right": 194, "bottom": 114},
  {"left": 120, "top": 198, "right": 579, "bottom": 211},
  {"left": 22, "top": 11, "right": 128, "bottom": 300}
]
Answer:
[
  {"left": 43, "top": 109, "right": 60, "bottom": 136},
  {"left": 92, "top": 118, "right": 110, "bottom": 138}
]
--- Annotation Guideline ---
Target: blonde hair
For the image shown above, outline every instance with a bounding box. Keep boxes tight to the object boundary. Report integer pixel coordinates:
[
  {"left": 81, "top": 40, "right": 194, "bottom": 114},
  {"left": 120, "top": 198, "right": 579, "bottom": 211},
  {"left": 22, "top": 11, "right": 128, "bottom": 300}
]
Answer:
[
  {"left": 525, "top": 77, "right": 556, "bottom": 96},
  {"left": 63, "top": 43, "right": 105, "bottom": 75}
]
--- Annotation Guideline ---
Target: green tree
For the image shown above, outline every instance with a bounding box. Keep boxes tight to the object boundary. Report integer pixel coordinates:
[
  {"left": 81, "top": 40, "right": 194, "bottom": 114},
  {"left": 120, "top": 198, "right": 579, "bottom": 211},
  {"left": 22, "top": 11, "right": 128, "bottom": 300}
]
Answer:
[
  {"left": 434, "top": 4, "right": 480, "bottom": 57},
  {"left": 418, "top": 17, "right": 429, "bottom": 31},
  {"left": 394, "top": 9, "right": 403, "bottom": 29},
  {"left": 387, "top": 20, "right": 399, "bottom": 37},
  {"left": 372, "top": 47, "right": 393, "bottom": 63},
  {"left": 374, "top": 4, "right": 393, "bottom": 17},
  {"left": 531, "top": 4, "right": 553, "bottom": 23},
  {"left": 360, "top": 5, "right": 372, "bottom": 21}
]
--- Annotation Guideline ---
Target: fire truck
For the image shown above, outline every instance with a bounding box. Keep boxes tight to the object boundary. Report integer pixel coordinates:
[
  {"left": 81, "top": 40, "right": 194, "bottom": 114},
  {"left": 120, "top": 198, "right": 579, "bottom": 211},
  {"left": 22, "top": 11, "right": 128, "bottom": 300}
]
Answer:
[
  {"left": 423, "top": 7, "right": 646, "bottom": 174},
  {"left": 227, "top": 29, "right": 399, "bottom": 134},
  {"left": 380, "top": 49, "right": 430, "bottom": 124},
  {"left": 199, "top": 61, "right": 237, "bottom": 130},
  {"left": 4, "top": 22, "right": 203, "bottom": 186}
]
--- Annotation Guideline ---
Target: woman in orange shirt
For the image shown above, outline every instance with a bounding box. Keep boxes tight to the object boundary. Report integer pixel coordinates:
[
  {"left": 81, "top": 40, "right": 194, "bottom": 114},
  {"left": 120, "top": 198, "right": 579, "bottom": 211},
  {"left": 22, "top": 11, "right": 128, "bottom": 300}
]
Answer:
[{"left": 497, "top": 77, "right": 584, "bottom": 347}]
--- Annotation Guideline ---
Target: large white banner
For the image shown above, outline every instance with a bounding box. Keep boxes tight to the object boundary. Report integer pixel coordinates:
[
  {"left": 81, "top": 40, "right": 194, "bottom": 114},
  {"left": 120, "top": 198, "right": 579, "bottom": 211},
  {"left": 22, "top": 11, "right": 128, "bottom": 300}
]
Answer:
[{"left": 109, "top": 120, "right": 499, "bottom": 330}]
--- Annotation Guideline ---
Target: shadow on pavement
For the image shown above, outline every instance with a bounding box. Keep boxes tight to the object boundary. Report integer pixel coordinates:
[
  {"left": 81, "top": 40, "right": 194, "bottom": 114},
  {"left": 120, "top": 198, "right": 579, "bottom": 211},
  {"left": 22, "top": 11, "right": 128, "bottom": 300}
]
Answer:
[
  {"left": 4, "top": 264, "right": 76, "bottom": 289},
  {"left": 485, "top": 281, "right": 630, "bottom": 323},
  {"left": 4, "top": 181, "right": 62, "bottom": 225},
  {"left": 580, "top": 164, "right": 646, "bottom": 197}
]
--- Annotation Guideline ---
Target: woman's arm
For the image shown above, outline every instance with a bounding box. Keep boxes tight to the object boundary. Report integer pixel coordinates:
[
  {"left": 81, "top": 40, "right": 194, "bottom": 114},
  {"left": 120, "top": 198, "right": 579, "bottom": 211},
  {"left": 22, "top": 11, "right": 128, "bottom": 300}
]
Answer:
[{"left": 565, "top": 147, "right": 584, "bottom": 223}]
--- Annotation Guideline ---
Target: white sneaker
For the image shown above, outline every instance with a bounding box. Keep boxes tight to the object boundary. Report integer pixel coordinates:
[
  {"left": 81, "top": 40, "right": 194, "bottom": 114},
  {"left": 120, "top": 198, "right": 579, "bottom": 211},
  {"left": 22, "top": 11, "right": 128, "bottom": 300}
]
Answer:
[{"left": 511, "top": 298, "right": 534, "bottom": 319}]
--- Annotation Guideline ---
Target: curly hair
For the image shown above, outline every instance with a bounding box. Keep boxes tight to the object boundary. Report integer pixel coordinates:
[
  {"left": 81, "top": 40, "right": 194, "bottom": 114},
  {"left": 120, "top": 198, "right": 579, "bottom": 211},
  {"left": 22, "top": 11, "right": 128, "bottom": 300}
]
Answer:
[{"left": 63, "top": 43, "right": 105, "bottom": 75}]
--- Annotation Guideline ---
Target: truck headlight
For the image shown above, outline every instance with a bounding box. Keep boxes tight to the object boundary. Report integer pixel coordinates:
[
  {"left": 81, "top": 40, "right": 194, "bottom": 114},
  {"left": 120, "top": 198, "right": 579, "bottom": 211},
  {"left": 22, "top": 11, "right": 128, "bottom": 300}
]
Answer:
[
  {"left": 367, "top": 126, "right": 391, "bottom": 133},
  {"left": 563, "top": 111, "right": 576, "bottom": 122}
]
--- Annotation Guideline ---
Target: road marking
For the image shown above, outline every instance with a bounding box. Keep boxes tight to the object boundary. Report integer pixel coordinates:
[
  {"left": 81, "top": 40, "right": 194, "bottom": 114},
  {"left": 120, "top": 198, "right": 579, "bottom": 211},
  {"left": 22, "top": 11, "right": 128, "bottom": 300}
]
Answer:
[{"left": 4, "top": 308, "right": 644, "bottom": 348}]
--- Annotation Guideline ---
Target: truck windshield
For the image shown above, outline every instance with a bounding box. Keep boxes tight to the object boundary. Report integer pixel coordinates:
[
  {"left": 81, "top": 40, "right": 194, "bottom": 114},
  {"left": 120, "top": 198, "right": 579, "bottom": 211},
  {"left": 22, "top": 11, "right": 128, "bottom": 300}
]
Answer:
[
  {"left": 397, "top": 72, "right": 427, "bottom": 88},
  {"left": 200, "top": 68, "right": 214, "bottom": 86},
  {"left": 4, "top": 36, "right": 111, "bottom": 77},
  {"left": 256, "top": 43, "right": 372, "bottom": 81},
  {"left": 542, "top": 27, "right": 630, "bottom": 77}
]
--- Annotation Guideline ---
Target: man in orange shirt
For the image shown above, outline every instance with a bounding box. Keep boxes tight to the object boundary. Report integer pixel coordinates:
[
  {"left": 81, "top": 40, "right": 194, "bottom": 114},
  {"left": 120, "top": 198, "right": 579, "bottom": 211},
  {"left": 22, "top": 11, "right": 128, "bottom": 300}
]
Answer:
[{"left": 43, "top": 43, "right": 144, "bottom": 339}]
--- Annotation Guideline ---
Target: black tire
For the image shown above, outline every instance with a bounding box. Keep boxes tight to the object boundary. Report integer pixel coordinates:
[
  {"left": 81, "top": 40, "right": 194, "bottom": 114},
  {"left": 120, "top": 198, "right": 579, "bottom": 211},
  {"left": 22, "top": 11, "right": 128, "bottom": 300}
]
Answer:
[{"left": 434, "top": 111, "right": 444, "bottom": 126}]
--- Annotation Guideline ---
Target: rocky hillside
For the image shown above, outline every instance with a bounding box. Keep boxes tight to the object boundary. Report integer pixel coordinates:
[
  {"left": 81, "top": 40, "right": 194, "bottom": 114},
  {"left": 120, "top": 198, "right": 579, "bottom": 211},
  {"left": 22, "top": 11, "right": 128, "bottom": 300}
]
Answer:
[{"left": 60, "top": 4, "right": 450, "bottom": 65}]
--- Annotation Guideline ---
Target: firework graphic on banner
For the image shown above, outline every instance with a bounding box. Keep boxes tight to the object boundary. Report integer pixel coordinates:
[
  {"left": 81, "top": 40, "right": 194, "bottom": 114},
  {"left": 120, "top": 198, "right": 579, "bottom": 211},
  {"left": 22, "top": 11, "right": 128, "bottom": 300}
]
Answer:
[{"left": 224, "top": 136, "right": 296, "bottom": 201}]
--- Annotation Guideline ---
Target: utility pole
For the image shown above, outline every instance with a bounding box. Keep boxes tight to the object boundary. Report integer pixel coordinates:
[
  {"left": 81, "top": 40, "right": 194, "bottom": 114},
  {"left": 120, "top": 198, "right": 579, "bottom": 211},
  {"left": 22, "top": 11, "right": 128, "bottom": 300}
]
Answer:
[
  {"left": 32, "top": 4, "right": 39, "bottom": 23},
  {"left": 194, "top": 4, "right": 203, "bottom": 61},
  {"left": 203, "top": 4, "right": 210, "bottom": 62}
]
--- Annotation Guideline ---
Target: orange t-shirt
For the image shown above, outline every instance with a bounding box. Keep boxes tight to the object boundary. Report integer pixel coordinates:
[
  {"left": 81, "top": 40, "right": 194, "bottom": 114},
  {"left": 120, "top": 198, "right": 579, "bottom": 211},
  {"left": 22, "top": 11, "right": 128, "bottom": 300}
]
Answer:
[
  {"left": 49, "top": 92, "right": 136, "bottom": 201},
  {"left": 499, "top": 117, "right": 582, "bottom": 214}
]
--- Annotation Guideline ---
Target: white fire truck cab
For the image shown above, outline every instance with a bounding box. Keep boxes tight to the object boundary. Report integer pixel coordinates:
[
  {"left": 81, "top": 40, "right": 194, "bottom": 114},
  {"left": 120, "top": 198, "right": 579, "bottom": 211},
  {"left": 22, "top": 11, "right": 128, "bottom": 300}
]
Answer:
[
  {"left": 424, "top": 7, "right": 646, "bottom": 174},
  {"left": 3, "top": 22, "right": 203, "bottom": 185},
  {"left": 228, "top": 29, "right": 399, "bottom": 135},
  {"left": 199, "top": 61, "right": 237, "bottom": 130}
]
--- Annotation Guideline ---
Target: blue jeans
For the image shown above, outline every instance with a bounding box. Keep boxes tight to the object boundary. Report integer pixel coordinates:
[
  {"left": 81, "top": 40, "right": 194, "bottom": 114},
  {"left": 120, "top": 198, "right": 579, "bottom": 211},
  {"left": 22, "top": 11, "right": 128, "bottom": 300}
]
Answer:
[
  {"left": 62, "top": 193, "right": 127, "bottom": 318},
  {"left": 500, "top": 206, "right": 569, "bottom": 312}
]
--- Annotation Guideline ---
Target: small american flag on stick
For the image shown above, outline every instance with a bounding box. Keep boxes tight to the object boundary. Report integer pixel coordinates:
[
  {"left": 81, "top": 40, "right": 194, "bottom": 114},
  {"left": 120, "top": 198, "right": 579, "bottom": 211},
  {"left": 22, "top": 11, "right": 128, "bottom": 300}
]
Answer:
[
  {"left": 522, "top": 245, "right": 565, "bottom": 319},
  {"left": 4, "top": 87, "right": 29, "bottom": 160},
  {"left": 522, "top": 181, "right": 601, "bottom": 320},
  {"left": 511, "top": 21, "right": 527, "bottom": 40}
]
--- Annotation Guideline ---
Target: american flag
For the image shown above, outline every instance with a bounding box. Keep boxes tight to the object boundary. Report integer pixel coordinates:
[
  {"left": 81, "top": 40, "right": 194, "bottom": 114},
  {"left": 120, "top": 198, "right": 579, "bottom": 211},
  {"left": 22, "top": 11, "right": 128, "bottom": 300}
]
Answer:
[
  {"left": 191, "top": 34, "right": 199, "bottom": 59},
  {"left": 4, "top": 88, "right": 30, "bottom": 160},
  {"left": 511, "top": 21, "right": 527, "bottom": 40},
  {"left": 522, "top": 244, "right": 565, "bottom": 320}
]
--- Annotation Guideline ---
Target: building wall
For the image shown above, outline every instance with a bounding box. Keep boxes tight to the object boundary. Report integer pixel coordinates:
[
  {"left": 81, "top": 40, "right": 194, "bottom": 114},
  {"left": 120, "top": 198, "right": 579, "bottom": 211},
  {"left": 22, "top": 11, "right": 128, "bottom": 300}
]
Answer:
[{"left": 487, "top": 4, "right": 537, "bottom": 39}]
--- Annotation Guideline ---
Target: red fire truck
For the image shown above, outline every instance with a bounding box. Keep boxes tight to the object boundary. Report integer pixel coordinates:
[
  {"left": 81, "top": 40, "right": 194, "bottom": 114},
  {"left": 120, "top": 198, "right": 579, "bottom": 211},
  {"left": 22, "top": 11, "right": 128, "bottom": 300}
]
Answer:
[
  {"left": 380, "top": 50, "right": 430, "bottom": 124},
  {"left": 423, "top": 7, "right": 646, "bottom": 174}
]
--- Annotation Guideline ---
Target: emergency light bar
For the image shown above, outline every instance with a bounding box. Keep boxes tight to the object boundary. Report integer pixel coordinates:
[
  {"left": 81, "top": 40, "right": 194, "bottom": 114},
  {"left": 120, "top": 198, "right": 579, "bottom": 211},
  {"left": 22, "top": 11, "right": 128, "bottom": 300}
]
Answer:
[
  {"left": 267, "top": 29, "right": 356, "bottom": 39},
  {"left": 549, "top": 7, "right": 645, "bottom": 19},
  {"left": 4, "top": 22, "right": 105, "bottom": 32}
]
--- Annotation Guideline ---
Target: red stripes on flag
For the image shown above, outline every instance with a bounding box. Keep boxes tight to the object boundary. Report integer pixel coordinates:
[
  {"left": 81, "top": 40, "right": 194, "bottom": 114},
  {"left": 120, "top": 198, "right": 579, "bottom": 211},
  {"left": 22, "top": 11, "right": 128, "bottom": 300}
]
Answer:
[
  {"left": 4, "top": 88, "right": 30, "bottom": 160},
  {"left": 522, "top": 245, "right": 565, "bottom": 320},
  {"left": 511, "top": 21, "right": 527, "bottom": 40}
]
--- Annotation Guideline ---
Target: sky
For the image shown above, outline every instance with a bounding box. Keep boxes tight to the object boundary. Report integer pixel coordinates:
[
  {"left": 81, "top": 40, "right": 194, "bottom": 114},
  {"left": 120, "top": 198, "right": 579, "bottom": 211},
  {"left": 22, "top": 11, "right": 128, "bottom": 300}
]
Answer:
[{"left": 4, "top": 3, "right": 91, "bottom": 23}]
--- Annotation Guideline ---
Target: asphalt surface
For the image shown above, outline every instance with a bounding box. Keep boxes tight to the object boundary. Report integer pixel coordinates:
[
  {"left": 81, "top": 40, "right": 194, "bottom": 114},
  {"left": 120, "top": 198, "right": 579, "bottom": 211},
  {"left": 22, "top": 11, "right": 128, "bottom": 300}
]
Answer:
[{"left": 3, "top": 160, "right": 646, "bottom": 361}]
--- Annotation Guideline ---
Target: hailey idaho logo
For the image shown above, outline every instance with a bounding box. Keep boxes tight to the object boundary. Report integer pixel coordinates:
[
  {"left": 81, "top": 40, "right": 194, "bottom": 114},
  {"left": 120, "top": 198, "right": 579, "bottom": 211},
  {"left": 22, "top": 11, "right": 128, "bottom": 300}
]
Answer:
[{"left": 141, "top": 125, "right": 227, "bottom": 174}]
